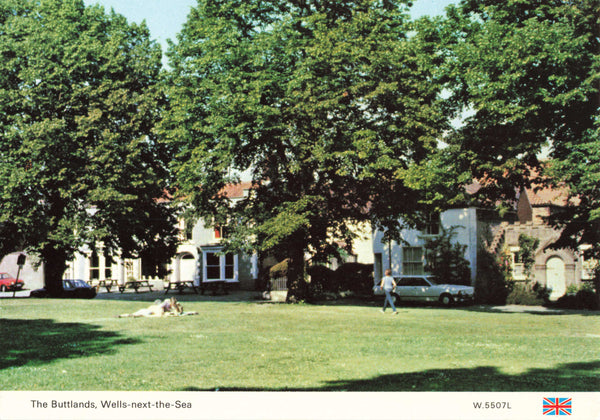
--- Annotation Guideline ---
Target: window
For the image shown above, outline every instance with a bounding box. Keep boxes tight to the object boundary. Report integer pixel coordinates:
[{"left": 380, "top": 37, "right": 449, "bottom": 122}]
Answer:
[
  {"left": 202, "top": 249, "right": 238, "bottom": 282},
  {"left": 510, "top": 246, "right": 526, "bottom": 280},
  {"left": 224, "top": 253, "right": 234, "bottom": 279},
  {"left": 89, "top": 251, "right": 100, "bottom": 280},
  {"left": 579, "top": 246, "right": 596, "bottom": 280},
  {"left": 214, "top": 226, "right": 229, "bottom": 240},
  {"left": 104, "top": 251, "right": 113, "bottom": 279},
  {"left": 206, "top": 252, "right": 221, "bottom": 280},
  {"left": 402, "top": 247, "right": 424, "bottom": 275},
  {"left": 425, "top": 213, "right": 441, "bottom": 236}
]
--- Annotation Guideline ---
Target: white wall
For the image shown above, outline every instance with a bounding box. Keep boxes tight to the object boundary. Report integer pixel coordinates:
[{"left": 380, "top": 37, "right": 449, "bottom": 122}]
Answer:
[{"left": 372, "top": 208, "right": 479, "bottom": 282}]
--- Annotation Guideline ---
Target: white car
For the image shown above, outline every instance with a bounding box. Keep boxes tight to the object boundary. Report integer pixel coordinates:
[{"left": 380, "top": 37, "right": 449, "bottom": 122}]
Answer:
[{"left": 374, "top": 275, "right": 474, "bottom": 306}]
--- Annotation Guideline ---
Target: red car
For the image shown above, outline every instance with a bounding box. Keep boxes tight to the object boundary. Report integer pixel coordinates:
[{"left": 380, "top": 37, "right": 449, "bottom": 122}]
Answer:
[{"left": 0, "top": 272, "right": 24, "bottom": 292}]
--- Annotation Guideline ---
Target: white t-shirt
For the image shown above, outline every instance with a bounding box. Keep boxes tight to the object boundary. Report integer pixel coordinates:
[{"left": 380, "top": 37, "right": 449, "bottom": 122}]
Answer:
[{"left": 381, "top": 275, "right": 395, "bottom": 291}]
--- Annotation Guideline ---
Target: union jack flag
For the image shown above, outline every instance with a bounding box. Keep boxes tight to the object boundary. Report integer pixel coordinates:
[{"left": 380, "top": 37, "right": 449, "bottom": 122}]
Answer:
[{"left": 543, "top": 397, "right": 572, "bottom": 416}]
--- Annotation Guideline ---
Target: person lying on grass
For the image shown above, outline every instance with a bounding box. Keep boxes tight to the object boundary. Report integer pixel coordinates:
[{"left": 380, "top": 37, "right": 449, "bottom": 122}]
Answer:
[{"left": 118, "top": 297, "right": 197, "bottom": 318}]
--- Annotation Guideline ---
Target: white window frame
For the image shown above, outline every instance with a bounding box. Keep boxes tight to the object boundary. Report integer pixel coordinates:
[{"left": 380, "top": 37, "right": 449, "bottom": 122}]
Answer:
[
  {"left": 402, "top": 246, "right": 424, "bottom": 275},
  {"left": 510, "top": 246, "right": 526, "bottom": 280},
  {"left": 201, "top": 247, "right": 239, "bottom": 283},
  {"left": 579, "top": 245, "right": 596, "bottom": 280}
]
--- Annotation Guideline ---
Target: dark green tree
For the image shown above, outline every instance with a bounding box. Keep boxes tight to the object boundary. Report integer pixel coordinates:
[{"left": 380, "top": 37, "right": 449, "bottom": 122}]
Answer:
[
  {"left": 441, "top": 0, "right": 599, "bottom": 216},
  {"left": 516, "top": 233, "right": 540, "bottom": 281},
  {"left": 424, "top": 226, "right": 471, "bottom": 286},
  {"left": 0, "top": 0, "right": 178, "bottom": 296},
  {"left": 162, "top": 0, "right": 449, "bottom": 301}
]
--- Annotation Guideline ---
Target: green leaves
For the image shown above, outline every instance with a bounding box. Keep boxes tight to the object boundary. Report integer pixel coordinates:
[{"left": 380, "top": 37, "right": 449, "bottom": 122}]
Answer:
[
  {"left": 440, "top": 0, "right": 600, "bottom": 255},
  {"left": 0, "top": 0, "right": 177, "bottom": 287},
  {"left": 162, "top": 0, "right": 448, "bottom": 268}
]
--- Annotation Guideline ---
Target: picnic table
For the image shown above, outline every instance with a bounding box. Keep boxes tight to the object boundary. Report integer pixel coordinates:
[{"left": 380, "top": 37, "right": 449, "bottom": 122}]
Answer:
[
  {"left": 91, "top": 279, "right": 118, "bottom": 293},
  {"left": 118, "top": 279, "right": 154, "bottom": 293},
  {"left": 164, "top": 280, "right": 199, "bottom": 295}
]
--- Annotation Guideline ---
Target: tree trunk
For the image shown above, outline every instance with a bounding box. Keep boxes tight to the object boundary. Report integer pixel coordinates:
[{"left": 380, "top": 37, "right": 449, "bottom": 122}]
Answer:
[
  {"left": 41, "top": 245, "right": 68, "bottom": 297},
  {"left": 286, "top": 235, "right": 307, "bottom": 303}
]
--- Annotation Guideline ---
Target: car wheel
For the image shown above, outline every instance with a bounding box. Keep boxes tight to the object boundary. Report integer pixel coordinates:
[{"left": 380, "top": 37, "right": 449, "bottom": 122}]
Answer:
[
  {"left": 0, "top": 285, "right": 6, "bottom": 292},
  {"left": 439, "top": 294, "right": 454, "bottom": 307}
]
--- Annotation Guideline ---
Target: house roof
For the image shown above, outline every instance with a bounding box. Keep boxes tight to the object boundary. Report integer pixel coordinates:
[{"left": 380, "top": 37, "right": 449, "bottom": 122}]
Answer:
[
  {"left": 220, "top": 181, "right": 254, "bottom": 199},
  {"left": 524, "top": 186, "right": 570, "bottom": 207}
]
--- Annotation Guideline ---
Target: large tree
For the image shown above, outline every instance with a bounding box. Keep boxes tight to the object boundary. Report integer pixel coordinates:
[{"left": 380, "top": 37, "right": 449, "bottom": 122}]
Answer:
[
  {"left": 441, "top": 0, "right": 599, "bottom": 248},
  {"left": 162, "top": 0, "right": 448, "bottom": 301},
  {"left": 0, "top": 0, "right": 178, "bottom": 296}
]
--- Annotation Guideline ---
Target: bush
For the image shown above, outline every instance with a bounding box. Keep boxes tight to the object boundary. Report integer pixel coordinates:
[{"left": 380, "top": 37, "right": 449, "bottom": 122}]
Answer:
[
  {"left": 506, "top": 282, "right": 550, "bottom": 306},
  {"left": 550, "top": 287, "right": 600, "bottom": 310},
  {"left": 334, "top": 263, "right": 373, "bottom": 295},
  {"left": 424, "top": 227, "right": 471, "bottom": 286},
  {"left": 269, "top": 259, "right": 289, "bottom": 279},
  {"left": 475, "top": 250, "right": 512, "bottom": 305},
  {"left": 307, "top": 264, "right": 336, "bottom": 297}
]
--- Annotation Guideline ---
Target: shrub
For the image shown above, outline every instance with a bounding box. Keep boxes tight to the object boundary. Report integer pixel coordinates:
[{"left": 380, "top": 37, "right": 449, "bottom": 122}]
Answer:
[
  {"left": 269, "top": 259, "right": 289, "bottom": 279},
  {"left": 475, "top": 250, "right": 512, "bottom": 305},
  {"left": 424, "top": 226, "right": 471, "bottom": 286},
  {"left": 506, "top": 282, "right": 549, "bottom": 306},
  {"left": 550, "top": 284, "right": 600, "bottom": 310},
  {"left": 334, "top": 263, "right": 373, "bottom": 294},
  {"left": 307, "top": 264, "right": 336, "bottom": 297}
]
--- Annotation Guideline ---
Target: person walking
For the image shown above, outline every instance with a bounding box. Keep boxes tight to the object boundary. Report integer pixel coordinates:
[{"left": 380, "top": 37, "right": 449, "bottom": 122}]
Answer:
[{"left": 380, "top": 269, "right": 398, "bottom": 314}]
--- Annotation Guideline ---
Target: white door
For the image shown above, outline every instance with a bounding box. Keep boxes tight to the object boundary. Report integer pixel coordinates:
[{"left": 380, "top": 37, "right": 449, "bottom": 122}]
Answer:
[
  {"left": 546, "top": 257, "right": 566, "bottom": 300},
  {"left": 179, "top": 254, "right": 196, "bottom": 281}
]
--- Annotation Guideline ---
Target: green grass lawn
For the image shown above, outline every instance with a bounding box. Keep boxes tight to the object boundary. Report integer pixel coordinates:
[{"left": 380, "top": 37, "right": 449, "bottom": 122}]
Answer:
[{"left": 1, "top": 294, "right": 599, "bottom": 391}]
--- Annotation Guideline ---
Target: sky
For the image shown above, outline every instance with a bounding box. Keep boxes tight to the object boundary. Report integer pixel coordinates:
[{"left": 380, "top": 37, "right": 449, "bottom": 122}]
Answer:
[{"left": 82, "top": 0, "right": 458, "bottom": 61}]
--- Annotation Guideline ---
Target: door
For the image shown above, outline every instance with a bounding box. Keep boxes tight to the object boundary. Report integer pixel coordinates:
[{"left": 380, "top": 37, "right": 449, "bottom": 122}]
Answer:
[
  {"left": 179, "top": 253, "right": 196, "bottom": 281},
  {"left": 546, "top": 257, "right": 566, "bottom": 300}
]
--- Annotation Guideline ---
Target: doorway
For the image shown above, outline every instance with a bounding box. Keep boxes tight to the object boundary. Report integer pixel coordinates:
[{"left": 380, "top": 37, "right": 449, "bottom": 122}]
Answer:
[{"left": 546, "top": 257, "right": 566, "bottom": 300}]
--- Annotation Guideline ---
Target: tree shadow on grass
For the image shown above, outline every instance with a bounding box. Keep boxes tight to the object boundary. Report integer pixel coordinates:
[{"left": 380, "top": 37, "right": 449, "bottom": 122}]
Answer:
[
  {"left": 182, "top": 361, "right": 600, "bottom": 392},
  {"left": 0, "top": 318, "right": 140, "bottom": 370}
]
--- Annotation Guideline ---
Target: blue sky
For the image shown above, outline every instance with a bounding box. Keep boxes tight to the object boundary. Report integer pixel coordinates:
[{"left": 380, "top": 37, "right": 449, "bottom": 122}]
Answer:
[{"left": 83, "top": 0, "right": 458, "bottom": 54}]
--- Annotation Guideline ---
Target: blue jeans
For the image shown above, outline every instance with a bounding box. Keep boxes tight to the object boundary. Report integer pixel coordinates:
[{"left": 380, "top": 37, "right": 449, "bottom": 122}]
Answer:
[{"left": 383, "top": 289, "right": 396, "bottom": 312}]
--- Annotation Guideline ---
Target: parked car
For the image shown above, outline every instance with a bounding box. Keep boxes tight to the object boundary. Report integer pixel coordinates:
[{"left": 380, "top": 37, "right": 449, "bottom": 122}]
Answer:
[
  {"left": 374, "top": 275, "right": 474, "bottom": 306},
  {"left": 0, "top": 272, "right": 24, "bottom": 292},
  {"left": 30, "top": 279, "right": 97, "bottom": 299}
]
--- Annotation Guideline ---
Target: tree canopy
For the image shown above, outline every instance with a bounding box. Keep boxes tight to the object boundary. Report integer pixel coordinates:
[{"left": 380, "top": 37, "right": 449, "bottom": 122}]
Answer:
[
  {"left": 440, "top": 0, "right": 599, "bottom": 249},
  {"left": 0, "top": 0, "right": 178, "bottom": 295},
  {"left": 162, "top": 0, "right": 449, "bottom": 300}
]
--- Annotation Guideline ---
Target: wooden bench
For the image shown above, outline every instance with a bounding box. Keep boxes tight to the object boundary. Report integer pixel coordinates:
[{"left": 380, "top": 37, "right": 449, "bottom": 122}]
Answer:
[
  {"left": 92, "top": 279, "right": 118, "bottom": 293},
  {"left": 119, "top": 280, "right": 154, "bottom": 293},
  {"left": 164, "top": 280, "right": 199, "bottom": 295},
  {"left": 200, "top": 280, "right": 229, "bottom": 296}
]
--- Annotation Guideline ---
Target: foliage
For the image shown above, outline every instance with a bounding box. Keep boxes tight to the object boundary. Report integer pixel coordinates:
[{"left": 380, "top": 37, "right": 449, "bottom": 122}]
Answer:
[
  {"left": 334, "top": 262, "right": 374, "bottom": 295},
  {"left": 506, "top": 282, "right": 550, "bottom": 306},
  {"left": 550, "top": 284, "right": 600, "bottom": 310},
  {"left": 161, "top": 0, "right": 449, "bottom": 301},
  {"left": 424, "top": 226, "right": 471, "bottom": 285},
  {"left": 440, "top": 0, "right": 600, "bottom": 249},
  {"left": 0, "top": 0, "right": 178, "bottom": 294},
  {"left": 306, "top": 264, "right": 336, "bottom": 298},
  {"left": 475, "top": 249, "right": 513, "bottom": 305},
  {"left": 548, "top": 118, "right": 600, "bottom": 258},
  {"left": 516, "top": 234, "right": 540, "bottom": 280},
  {"left": 269, "top": 259, "right": 290, "bottom": 280}
]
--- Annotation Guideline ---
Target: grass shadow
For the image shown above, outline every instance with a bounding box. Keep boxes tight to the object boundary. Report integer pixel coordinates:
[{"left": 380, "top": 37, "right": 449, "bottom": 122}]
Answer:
[
  {"left": 0, "top": 318, "right": 140, "bottom": 370},
  {"left": 182, "top": 361, "right": 600, "bottom": 392}
]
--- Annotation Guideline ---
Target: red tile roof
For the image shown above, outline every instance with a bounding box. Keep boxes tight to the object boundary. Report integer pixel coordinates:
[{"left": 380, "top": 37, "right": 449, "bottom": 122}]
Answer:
[
  {"left": 525, "top": 186, "right": 570, "bottom": 207},
  {"left": 220, "top": 181, "right": 254, "bottom": 199}
]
